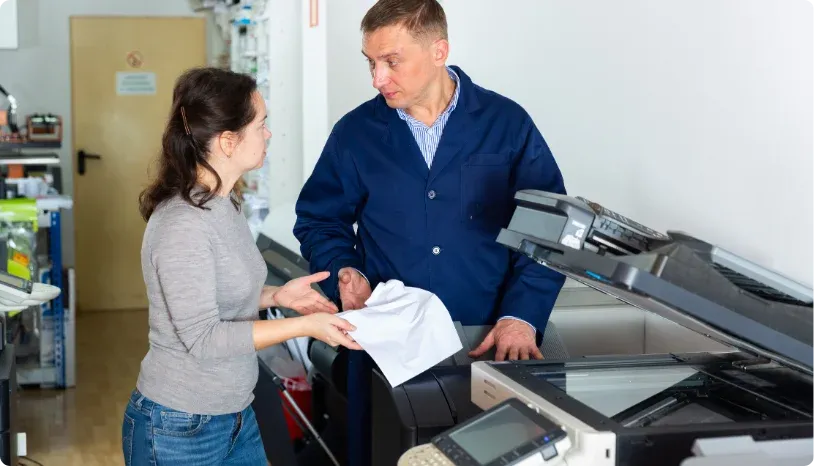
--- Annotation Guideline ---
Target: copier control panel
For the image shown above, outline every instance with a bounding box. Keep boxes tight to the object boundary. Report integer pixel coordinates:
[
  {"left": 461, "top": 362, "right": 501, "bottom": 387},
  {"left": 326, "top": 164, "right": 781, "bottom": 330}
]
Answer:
[{"left": 398, "top": 398, "right": 572, "bottom": 466}]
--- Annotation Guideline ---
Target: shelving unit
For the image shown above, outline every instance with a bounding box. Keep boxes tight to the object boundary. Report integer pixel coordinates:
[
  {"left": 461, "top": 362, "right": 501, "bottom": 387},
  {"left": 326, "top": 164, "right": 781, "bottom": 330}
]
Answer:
[
  {"left": 9, "top": 200, "right": 75, "bottom": 389},
  {"left": 0, "top": 145, "right": 74, "bottom": 388},
  {"left": 211, "top": 0, "right": 272, "bottom": 238}
]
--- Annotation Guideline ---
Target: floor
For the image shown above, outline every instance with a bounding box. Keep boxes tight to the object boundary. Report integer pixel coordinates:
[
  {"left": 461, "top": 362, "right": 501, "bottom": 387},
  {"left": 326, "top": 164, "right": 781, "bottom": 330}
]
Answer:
[{"left": 16, "top": 309, "right": 148, "bottom": 466}]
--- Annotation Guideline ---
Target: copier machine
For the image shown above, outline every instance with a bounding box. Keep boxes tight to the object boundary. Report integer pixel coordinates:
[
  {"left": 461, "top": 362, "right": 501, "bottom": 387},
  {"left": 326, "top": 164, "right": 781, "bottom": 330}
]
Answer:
[{"left": 396, "top": 190, "right": 813, "bottom": 466}]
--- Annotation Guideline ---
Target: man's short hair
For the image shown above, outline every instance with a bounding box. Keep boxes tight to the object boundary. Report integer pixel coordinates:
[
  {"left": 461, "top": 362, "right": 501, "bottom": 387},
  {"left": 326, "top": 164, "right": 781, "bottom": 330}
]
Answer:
[{"left": 361, "top": 0, "right": 448, "bottom": 42}]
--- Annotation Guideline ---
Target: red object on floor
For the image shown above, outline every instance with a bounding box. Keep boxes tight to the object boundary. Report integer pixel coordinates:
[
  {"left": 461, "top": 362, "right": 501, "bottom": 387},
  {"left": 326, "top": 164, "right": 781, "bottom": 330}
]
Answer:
[{"left": 278, "top": 376, "right": 312, "bottom": 441}]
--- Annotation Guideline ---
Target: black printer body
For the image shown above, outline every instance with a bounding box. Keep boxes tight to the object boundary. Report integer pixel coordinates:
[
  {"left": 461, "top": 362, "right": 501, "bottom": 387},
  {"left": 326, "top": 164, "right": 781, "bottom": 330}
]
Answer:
[{"left": 308, "top": 332, "right": 483, "bottom": 466}]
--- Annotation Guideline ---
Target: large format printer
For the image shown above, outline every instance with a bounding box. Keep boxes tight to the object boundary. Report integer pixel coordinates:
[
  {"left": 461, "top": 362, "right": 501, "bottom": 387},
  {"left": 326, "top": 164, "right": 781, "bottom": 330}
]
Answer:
[{"left": 395, "top": 190, "right": 813, "bottom": 466}]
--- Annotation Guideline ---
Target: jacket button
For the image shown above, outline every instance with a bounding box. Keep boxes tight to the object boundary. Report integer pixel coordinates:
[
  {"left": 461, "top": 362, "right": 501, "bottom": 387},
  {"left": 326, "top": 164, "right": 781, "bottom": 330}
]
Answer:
[
  {"left": 432, "top": 246, "right": 441, "bottom": 255},
  {"left": 428, "top": 190, "right": 436, "bottom": 199}
]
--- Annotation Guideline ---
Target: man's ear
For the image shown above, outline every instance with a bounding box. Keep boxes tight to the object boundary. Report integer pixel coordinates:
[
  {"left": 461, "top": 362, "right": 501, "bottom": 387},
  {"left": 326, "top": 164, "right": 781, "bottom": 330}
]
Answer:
[
  {"left": 218, "top": 131, "right": 238, "bottom": 158},
  {"left": 432, "top": 39, "right": 449, "bottom": 66}
]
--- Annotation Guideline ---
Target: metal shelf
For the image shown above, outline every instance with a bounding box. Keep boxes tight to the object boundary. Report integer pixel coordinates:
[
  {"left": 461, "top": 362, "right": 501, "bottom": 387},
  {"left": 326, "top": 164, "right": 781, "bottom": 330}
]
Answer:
[
  {"left": 0, "top": 153, "right": 60, "bottom": 166},
  {"left": 4, "top": 207, "right": 74, "bottom": 388},
  {"left": 0, "top": 141, "right": 61, "bottom": 151}
]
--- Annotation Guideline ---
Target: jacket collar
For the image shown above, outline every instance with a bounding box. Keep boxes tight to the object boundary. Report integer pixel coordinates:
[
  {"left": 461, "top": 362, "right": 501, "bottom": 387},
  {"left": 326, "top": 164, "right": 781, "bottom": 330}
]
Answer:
[
  {"left": 377, "top": 65, "right": 479, "bottom": 182},
  {"left": 374, "top": 65, "right": 480, "bottom": 121}
]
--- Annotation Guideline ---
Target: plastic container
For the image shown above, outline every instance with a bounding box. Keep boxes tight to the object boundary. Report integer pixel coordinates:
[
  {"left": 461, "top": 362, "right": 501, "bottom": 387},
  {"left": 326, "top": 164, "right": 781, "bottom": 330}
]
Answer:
[{"left": 279, "top": 376, "right": 312, "bottom": 441}]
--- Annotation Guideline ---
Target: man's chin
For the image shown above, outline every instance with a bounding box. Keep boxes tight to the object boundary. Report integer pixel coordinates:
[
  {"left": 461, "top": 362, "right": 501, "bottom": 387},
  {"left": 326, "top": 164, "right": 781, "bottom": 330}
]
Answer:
[{"left": 382, "top": 96, "right": 407, "bottom": 109}]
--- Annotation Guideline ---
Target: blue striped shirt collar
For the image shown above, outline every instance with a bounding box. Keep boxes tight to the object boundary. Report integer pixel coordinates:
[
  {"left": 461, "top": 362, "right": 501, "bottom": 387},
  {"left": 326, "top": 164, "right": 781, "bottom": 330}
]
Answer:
[{"left": 396, "top": 66, "right": 460, "bottom": 128}]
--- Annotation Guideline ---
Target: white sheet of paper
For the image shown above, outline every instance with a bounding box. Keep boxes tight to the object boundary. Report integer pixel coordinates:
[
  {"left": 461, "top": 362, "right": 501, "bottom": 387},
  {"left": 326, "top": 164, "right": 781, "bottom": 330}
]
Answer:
[{"left": 338, "top": 280, "right": 462, "bottom": 387}]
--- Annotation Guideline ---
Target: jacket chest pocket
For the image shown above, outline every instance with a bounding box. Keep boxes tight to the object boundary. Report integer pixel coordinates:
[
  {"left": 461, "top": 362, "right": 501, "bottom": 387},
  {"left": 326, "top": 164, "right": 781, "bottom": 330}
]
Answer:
[{"left": 460, "top": 153, "right": 513, "bottom": 233}]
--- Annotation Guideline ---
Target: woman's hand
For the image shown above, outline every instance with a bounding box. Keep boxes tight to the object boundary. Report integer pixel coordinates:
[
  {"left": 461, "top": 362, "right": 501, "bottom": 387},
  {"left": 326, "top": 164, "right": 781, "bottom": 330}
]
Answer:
[
  {"left": 267, "top": 271, "right": 339, "bottom": 315},
  {"left": 302, "top": 313, "right": 363, "bottom": 350}
]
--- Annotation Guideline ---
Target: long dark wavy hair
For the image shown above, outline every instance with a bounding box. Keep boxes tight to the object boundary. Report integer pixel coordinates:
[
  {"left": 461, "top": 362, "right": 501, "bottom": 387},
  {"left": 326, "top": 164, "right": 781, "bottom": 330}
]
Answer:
[{"left": 138, "top": 67, "right": 258, "bottom": 221}]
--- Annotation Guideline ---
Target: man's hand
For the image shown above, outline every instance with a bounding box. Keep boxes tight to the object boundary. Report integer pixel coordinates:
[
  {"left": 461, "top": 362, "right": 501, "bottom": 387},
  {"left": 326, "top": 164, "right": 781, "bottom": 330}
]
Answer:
[
  {"left": 338, "top": 267, "right": 372, "bottom": 311},
  {"left": 468, "top": 319, "right": 543, "bottom": 361}
]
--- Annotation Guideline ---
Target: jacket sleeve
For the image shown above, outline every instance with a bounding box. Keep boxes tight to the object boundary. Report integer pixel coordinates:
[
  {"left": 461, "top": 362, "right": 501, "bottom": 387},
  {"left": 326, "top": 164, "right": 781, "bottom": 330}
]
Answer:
[
  {"left": 498, "top": 116, "right": 568, "bottom": 337},
  {"left": 293, "top": 125, "right": 367, "bottom": 303}
]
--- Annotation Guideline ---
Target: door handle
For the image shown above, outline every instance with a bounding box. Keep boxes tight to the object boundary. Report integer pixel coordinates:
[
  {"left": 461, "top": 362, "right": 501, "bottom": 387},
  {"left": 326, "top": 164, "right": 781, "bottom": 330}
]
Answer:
[{"left": 77, "top": 150, "right": 101, "bottom": 175}]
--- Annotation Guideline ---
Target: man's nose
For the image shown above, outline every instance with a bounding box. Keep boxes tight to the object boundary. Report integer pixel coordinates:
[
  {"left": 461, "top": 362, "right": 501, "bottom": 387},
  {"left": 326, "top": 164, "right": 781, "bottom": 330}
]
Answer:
[{"left": 372, "top": 70, "right": 389, "bottom": 89}]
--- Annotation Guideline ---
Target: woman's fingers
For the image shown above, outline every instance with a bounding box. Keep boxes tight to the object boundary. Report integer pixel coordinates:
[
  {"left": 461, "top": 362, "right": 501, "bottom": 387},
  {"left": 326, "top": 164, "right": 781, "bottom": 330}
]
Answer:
[
  {"left": 301, "top": 291, "right": 337, "bottom": 311},
  {"left": 330, "top": 316, "right": 357, "bottom": 333},
  {"left": 304, "top": 271, "right": 331, "bottom": 284},
  {"left": 316, "top": 295, "right": 339, "bottom": 312},
  {"left": 331, "top": 328, "right": 362, "bottom": 350},
  {"left": 291, "top": 292, "right": 339, "bottom": 314},
  {"left": 318, "top": 302, "right": 338, "bottom": 314},
  {"left": 304, "top": 300, "right": 336, "bottom": 315}
]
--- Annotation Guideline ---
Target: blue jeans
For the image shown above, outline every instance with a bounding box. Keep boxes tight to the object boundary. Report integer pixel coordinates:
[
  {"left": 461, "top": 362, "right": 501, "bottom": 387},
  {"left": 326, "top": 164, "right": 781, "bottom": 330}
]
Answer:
[{"left": 122, "top": 389, "right": 268, "bottom": 466}]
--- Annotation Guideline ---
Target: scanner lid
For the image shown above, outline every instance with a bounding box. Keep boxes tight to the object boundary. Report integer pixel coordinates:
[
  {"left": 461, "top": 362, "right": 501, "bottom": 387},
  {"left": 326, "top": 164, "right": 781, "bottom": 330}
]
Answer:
[{"left": 497, "top": 191, "right": 814, "bottom": 375}]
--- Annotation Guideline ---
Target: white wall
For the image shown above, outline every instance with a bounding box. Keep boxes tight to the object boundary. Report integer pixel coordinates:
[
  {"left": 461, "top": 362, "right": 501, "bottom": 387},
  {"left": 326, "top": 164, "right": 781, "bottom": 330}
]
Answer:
[
  {"left": 0, "top": 0, "right": 218, "bottom": 267},
  {"left": 266, "top": 0, "right": 304, "bottom": 211},
  {"left": 322, "top": 0, "right": 813, "bottom": 286},
  {"left": 301, "top": 0, "right": 330, "bottom": 188},
  {"left": 326, "top": 0, "right": 377, "bottom": 131}
]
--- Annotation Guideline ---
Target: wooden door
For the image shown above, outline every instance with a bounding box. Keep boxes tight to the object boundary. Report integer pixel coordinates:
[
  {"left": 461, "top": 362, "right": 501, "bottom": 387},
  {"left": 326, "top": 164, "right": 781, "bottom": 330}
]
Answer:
[{"left": 70, "top": 17, "right": 206, "bottom": 311}]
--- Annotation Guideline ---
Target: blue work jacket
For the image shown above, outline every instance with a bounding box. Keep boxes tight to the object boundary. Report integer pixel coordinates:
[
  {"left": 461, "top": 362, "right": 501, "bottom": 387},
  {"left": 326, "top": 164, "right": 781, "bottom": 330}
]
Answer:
[{"left": 293, "top": 66, "right": 567, "bottom": 333}]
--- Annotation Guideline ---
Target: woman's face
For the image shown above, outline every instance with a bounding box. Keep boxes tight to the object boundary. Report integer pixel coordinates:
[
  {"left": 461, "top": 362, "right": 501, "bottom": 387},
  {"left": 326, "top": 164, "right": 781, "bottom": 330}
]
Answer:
[{"left": 233, "top": 91, "right": 271, "bottom": 172}]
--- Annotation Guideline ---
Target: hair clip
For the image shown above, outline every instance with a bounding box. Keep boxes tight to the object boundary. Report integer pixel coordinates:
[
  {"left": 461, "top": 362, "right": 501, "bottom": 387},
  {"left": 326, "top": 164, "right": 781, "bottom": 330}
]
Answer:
[{"left": 180, "top": 106, "right": 191, "bottom": 135}]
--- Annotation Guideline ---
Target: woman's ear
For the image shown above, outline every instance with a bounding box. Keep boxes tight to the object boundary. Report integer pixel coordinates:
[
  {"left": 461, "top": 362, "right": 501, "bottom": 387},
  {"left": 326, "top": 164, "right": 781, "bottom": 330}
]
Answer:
[{"left": 218, "top": 131, "right": 239, "bottom": 158}]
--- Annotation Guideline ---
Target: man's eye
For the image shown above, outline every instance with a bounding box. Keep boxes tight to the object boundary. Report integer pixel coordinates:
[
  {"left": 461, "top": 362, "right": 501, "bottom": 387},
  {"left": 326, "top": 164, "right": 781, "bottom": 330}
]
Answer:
[{"left": 388, "top": 61, "right": 397, "bottom": 67}]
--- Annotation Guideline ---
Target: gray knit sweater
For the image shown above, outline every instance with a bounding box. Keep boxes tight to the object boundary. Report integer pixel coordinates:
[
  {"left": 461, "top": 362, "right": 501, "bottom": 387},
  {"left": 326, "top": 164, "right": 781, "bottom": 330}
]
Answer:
[{"left": 136, "top": 191, "right": 266, "bottom": 415}]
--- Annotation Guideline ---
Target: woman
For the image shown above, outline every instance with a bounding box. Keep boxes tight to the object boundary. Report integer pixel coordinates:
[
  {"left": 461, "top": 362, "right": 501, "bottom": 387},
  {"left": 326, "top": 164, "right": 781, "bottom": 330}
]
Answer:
[{"left": 122, "top": 67, "right": 361, "bottom": 465}]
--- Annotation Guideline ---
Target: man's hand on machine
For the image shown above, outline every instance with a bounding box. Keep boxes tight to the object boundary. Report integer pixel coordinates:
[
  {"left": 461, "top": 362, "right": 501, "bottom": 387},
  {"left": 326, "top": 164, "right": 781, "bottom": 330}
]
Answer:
[
  {"left": 337, "top": 267, "right": 372, "bottom": 311},
  {"left": 262, "top": 271, "right": 339, "bottom": 315},
  {"left": 468, "top": 319, "right": 543, "bottom": 361}
]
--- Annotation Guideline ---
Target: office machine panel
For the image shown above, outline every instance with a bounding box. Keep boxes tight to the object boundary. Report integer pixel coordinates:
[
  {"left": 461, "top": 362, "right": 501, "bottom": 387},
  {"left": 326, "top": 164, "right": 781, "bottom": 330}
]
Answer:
[
  {"left": 455, "top": 189, "right": 814, "bottom": 466},
  {"left": 399, "top": 398, "right": 572, "bottom": 466},
  {"left": 497, "top": 190, "right": 813, "bottom": 373}
]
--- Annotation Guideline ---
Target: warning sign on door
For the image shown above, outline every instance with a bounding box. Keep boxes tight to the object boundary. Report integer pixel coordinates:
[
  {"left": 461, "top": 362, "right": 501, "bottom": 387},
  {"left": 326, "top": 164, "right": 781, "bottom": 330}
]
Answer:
[
  {"left": 116, "top": 72, "right": 157, "bottom": 95},
  {"left": 126, "top": 51, "right": 144, "bottom": 68}
]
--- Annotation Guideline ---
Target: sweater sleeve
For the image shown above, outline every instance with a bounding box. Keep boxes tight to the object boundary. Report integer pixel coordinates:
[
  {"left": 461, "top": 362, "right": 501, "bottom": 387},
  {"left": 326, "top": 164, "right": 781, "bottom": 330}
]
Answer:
[{"left": 149, "top": 208, "right": 256, "bottom": 360}]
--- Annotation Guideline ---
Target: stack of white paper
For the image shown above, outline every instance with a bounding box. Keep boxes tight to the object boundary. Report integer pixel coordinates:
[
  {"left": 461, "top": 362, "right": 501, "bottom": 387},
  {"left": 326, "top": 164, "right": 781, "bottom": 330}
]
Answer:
[{"left": 338, "top": 280, "right": 462, "bottom": 387}]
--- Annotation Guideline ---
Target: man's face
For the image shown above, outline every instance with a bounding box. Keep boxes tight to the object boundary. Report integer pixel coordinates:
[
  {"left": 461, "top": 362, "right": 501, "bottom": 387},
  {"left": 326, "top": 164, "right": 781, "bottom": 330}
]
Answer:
[{"left": 362, "top": 25, "right": 445, "bottom": 109}]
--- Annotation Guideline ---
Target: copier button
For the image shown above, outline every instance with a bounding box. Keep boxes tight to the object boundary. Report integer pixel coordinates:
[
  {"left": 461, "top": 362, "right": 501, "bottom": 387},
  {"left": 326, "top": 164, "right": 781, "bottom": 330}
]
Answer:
[{"left": 541, "top": 444, "right": 558, "bottom": 460}]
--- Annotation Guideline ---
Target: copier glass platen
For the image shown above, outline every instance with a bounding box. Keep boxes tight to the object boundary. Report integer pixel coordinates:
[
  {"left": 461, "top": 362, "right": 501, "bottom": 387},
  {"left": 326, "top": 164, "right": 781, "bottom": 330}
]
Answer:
[
  {"left": 467, "top": 190, "right": 813, "bottom": 466},
  {"left": 398, "top": 398, "right": 572, "bottom": 466}
]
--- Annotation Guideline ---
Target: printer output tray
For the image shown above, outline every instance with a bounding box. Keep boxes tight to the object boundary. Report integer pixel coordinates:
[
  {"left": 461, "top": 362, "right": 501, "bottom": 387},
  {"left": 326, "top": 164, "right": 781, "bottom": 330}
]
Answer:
[{"left": 497, "top": 229, "right": 813, "bottom": 374}]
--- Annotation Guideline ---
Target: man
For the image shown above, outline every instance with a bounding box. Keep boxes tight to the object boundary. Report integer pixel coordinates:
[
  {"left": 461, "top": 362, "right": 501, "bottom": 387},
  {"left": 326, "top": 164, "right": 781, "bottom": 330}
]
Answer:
[{"left": 294, "top": 0, "right": 566, "bottom": 362}]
